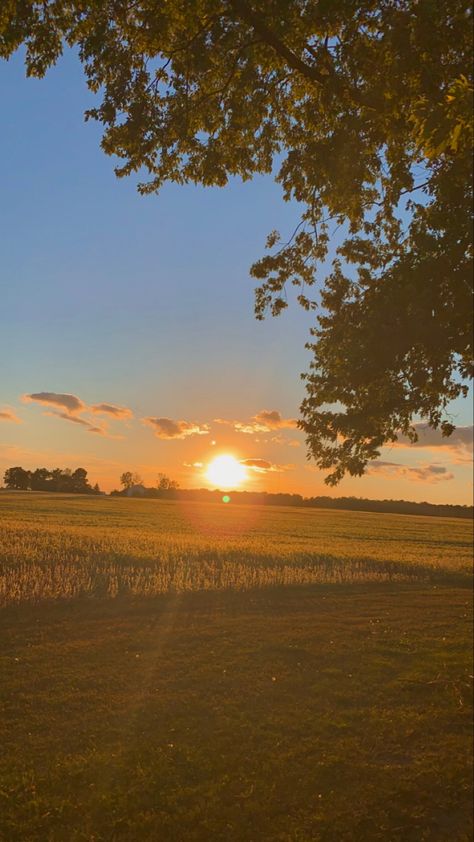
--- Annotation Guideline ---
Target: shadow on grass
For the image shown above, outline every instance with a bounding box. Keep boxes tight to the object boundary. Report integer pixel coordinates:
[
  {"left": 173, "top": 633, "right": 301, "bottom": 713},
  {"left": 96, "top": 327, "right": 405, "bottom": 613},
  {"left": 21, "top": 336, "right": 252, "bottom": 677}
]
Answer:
[{"left": 1, "top": 583, "right": 472, "bottom": 841}]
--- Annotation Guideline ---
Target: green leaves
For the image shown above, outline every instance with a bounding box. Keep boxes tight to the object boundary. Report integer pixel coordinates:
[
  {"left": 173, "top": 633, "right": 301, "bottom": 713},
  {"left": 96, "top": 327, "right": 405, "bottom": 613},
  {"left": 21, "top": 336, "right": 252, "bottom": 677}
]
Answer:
[
  {"left": 1, "top": 0, "right": 472, "bottom": 481},
  {"left": 412, "top": 75, "right": 474, "bottom": 159}
]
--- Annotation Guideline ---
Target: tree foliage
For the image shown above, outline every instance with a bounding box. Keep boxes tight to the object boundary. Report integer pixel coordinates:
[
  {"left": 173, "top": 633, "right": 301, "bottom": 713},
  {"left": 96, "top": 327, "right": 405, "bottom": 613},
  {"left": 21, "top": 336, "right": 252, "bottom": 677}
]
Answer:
[
  {"left": 3, "top": 466, "right": 99, "bottom": 493},
  {"left": 114, "top": 472, "right": 179, "bottom": 496},
  {"left": 3, "top": 466, "right": 31, "bottom": 491},
  {"left": 157, "top": 473, "right": 179, "bottom": 491},
  {"left": 120, "top": 471, "right": 143, "bottom": 490},
  {"left": 1, "top": 0, "right": 472, "bottom": 481}
]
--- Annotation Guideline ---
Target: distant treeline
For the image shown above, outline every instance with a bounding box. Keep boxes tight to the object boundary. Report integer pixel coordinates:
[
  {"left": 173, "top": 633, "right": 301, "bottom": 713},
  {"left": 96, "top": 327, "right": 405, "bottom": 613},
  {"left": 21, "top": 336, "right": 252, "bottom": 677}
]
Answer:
[
  {"left": 3, "top": 466, "right": 101, "bottom": 495},
  {"left": 303, "top": 494, "right": 472, "bottom": 520},
  {"left": 112, "top": 484, "right": 473, "bottom": 519},
  {"left": 2, "top": 467, "right": 471, "bottom": 518}
]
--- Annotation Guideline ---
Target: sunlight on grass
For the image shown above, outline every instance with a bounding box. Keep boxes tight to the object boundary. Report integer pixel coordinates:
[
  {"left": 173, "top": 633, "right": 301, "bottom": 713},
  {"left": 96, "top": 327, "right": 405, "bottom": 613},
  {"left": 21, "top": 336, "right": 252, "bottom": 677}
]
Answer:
[{"left": 0, "top": 494, "right": 471, "bottom": 606}]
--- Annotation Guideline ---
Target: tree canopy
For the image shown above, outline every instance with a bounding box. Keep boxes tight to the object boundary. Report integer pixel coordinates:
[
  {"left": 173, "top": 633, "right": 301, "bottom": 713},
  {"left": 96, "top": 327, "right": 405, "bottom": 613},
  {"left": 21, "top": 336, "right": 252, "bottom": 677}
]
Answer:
[
  {"left": 157, "top": 473, "right": 179, "bottom": 491},
  {"left": 120, "top": 471, "right": 143, "bottom": 490},
  {"left": 3, "top": 466, "right": 100, "bottom": 493},
  {"left": 1, "top": 0, "right": 472, "bottom": 482}
]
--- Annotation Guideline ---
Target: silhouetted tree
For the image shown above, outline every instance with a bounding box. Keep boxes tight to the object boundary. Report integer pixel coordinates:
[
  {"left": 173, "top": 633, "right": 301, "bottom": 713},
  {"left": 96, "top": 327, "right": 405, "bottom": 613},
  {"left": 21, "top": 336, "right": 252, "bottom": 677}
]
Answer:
[
  {"left": 157, "top": 473, "right": 179, "bottom": 491},
  {"left": 3, "top": 466, "right": 99, "bottom": 494},
  {"left": 3, "top": 467, "right": 31, "bottom": 490},
  {"left": 1, "top": 2, "right": 472, "bottom": 481},
  {"left": 30, "top": 468, "right": 53, "bottom": 492},
  {"left": 120, "top": 472, "right": 143, "bottom": 490},
  {"left": 70, "top": 468, "right": 91, "bottom": 493},
  {"left": 50, "top": 468, "right": 65, "bottom": 492}
]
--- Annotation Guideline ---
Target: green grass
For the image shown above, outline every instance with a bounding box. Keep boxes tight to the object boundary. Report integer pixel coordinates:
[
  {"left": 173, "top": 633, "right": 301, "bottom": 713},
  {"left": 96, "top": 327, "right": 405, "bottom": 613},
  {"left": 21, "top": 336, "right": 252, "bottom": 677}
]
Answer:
[{"left": 0, "top": 494, "right": 472, "bottom": 840}]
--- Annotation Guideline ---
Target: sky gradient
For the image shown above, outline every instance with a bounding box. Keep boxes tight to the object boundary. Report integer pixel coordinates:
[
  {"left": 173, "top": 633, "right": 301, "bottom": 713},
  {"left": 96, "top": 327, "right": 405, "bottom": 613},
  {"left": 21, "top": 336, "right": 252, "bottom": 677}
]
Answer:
[{"left": 1, "top": 50, "right": 472, "bottom": 503}]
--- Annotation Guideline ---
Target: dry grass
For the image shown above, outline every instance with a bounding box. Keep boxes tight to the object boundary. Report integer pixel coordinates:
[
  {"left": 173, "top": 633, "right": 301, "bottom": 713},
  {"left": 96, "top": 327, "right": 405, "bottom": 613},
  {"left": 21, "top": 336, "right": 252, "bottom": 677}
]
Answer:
[{"left": 0, "top": 493, "right": 471, "bottom": 606}]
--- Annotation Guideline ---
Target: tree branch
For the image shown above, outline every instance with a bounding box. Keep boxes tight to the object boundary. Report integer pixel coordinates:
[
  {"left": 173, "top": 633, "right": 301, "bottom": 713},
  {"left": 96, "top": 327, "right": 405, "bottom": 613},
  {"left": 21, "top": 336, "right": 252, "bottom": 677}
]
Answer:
[{"left": 226, "top": 0, "right": 327, "bottom": 86}]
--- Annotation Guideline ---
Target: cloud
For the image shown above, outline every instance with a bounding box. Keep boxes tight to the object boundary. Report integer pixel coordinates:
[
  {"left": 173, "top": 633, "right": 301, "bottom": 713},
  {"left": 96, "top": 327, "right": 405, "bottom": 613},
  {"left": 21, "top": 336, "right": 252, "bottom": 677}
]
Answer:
[
  {"left": 232, "top": 422, "right": 263, "bottom": 434},
  {"left": 369, "top": 460, "right": 455, "bottom": 483},
  {"left": 0, "top": 409, "right": 21, "bottom": 423},
  {"left": 240, "top": 458, "right": 294, "bottom": 474},
  {"left": 215, "top": 409, "right": 299, "bottom": 435},
  {"left": 91, "top": 403, "right": 133, "bottom": 419},
  {"left": 87, "top": 425, "right": 125, "bottom": 439},
  {"left": 23, "top": 392, "right": 85, "bottom": 414},
  {"left": 43, "top": 410, "right": 106, "bottom": 434},
  {"left": 22, "top": 390, "right": 131, "bottom": 437},
  {"left": 252, "top": 410, "right": 299, "bottom": 431},
  {"left": 44, "top": 410, "right": 90, "bottom": 427},
  {"left": 241, "top": 458, "right": 273, "bottom": 470},
  {"left": 394, "top": 424, "right": 473, "bottom": 462},
  {"left": 143, "top": 417, "right": 209, "bottom": 439}
]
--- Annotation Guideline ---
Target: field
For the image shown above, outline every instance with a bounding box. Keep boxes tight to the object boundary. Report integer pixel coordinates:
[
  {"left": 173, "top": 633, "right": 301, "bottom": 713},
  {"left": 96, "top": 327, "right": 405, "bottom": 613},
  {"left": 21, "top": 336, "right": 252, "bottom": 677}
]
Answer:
[
  {"left": 0, "top": 493, "right": 472, "bottom": 841},
  {"left": 0, "top": 493, "right": 471, "bottom": 606}
]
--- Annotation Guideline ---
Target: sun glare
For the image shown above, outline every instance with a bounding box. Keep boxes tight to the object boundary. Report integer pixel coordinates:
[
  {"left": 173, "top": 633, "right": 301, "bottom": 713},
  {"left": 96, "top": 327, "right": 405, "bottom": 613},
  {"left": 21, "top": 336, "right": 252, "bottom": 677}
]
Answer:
[{"left": 205, "top": 454, "right": 247, "bottom": 489}]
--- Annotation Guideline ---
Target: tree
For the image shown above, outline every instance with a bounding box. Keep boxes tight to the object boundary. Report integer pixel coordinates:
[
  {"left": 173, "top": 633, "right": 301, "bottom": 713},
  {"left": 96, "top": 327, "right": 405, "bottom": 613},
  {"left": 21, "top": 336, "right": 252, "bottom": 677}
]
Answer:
[
  {"left": 70, "top": 467, "right": 91, "bottom": 493},
  {"left": 120, "top": 471, "right": 143, "bottom": 490},
  {"left": 30, "top": 468, "right": 53, "bottom": 491},
  {"left": 3, "top": 466, "right": 31, "bottom": 490},
  {"left": 1, "top": 1, "right": 472, "bottom": 482},
  {"left": 50, "top": 467, "right": 66, "bottom": 492},
  {"left": 3, "top": 465, "right": 98, "bottom": 493},
  {"left": 156, "top": 473, "right": 179, "bottom": 491}
]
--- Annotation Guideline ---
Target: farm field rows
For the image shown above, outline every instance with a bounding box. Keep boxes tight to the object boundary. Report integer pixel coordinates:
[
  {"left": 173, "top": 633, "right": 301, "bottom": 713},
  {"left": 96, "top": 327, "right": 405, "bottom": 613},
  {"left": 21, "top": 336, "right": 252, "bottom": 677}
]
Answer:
[
  {"left": 0, "top": 493, "right": 472, "bottom": 606},
  {"left": 0, "top": 493, "right": 472, "bottom": 840}
]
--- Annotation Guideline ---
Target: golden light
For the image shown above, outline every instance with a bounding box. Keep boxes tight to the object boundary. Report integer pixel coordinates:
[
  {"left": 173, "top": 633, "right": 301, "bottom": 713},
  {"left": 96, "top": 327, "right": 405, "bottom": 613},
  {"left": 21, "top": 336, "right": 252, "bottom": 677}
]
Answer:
[{"left": 205, "top": 454, "right": 248, "bottom": 489}]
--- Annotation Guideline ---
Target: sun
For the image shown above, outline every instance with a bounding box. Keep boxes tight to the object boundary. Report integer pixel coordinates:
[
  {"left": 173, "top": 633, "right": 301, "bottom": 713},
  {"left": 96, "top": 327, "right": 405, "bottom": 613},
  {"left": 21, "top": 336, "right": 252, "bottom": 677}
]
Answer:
[{"left": 205, "top": 454, "right": 247, "bottom": 489}]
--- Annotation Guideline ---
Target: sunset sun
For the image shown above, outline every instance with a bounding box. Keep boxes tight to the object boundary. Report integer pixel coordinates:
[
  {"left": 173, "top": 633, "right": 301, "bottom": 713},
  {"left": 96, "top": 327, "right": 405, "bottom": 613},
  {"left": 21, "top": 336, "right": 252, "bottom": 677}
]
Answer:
[{"left": 205, "top": 454, "right": 247, "bottom": 489}]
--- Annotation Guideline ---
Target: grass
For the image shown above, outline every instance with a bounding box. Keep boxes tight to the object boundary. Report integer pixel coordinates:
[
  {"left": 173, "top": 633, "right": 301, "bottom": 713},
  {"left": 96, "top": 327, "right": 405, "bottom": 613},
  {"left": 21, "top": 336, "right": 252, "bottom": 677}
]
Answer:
[
  {"left": 1, "top": 586, "right": 472, "bottom": 841},
  {"left": 0, "top": 493, "right": 472, "bottom": 840}
]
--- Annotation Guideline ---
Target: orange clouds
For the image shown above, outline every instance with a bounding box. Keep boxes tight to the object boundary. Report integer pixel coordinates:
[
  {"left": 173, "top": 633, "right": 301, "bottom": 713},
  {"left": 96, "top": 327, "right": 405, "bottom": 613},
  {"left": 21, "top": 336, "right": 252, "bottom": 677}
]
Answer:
[
  {"left": 0, "top": 409, "right": 21, "bottom": 423},
  {"left": 143, "top": 417, "right": 209, "bottom": 439},
  {"left": 23, "top": 392, "right": 85, "bottom": 413},
  {"left": 240, "top": 458, "right": 294, "bottom": 473},
  {"left": 91, "top": 403, "right": 133, "bottom": 419},
  {"left": 215, "top": 409, "right": 299, "bottom": 435},
  {"left": 252, "top": 410, "right": 299, "bottom": 431},
  {"left": 394, "top": 424, "right": 473, "bottom": 462},
  {"left": 19, "top": 398, "right": 304, "bottom": 447},
  {"left": 241, "top": 458, "right": 272, "bottom": 470},
  {"left": 43, "top": 411, "right": 113, "bottom": 436},
  {"left": 368, "top": 461, "right": 454, "bottom": 483},
  {"left": 23, "top": 391, "right": 132, "bottom": 438}
]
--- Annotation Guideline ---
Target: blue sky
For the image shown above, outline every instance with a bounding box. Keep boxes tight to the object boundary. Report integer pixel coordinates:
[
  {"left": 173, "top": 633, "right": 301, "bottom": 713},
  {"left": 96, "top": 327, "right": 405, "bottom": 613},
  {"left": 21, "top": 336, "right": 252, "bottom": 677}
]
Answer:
[
  {"left": 1, "top": 48, "right": 472, "bottom": 502},
  {"left": 1, "top": 50, "right": 317, "bottom": 409}
]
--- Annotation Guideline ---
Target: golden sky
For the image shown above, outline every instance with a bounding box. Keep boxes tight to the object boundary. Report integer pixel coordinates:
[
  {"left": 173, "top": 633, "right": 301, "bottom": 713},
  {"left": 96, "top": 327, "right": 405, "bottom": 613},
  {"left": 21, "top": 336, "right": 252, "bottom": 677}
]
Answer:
[
  {"left": 0, "top": 391, "right": 472, "bottom": 503},
  {"left": 1, "top": 54, "right": 472, "bottom": 504}
]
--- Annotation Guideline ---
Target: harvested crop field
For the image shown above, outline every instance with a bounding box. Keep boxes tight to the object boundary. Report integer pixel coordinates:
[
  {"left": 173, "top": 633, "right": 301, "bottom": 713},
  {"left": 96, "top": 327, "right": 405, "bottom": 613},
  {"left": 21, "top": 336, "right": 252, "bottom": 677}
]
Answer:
[
  {"left": 0, "top": 493, "right": 472, "bottom": 841},
  {"left": 0, "top": 493, "right": 471, "bottom": 606}
]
